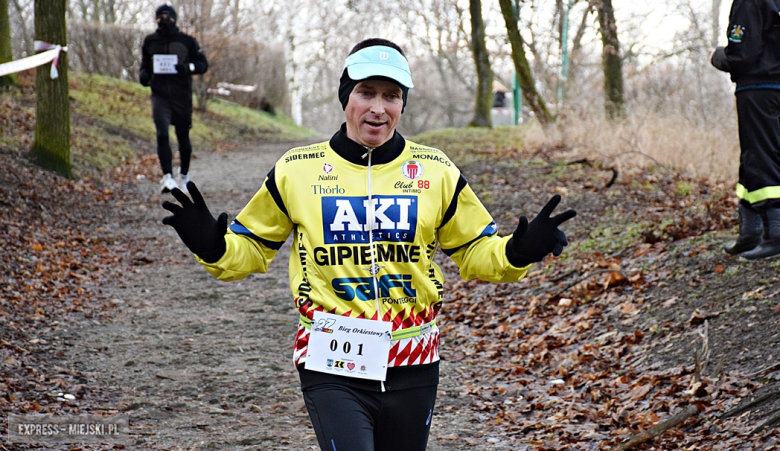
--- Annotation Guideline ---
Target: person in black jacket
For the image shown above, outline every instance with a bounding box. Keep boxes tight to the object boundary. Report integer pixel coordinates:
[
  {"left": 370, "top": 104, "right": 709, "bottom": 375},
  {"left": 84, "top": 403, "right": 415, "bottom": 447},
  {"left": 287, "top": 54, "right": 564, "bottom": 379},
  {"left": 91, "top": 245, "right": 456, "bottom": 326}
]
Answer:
[
  {"left": 711, "top": 0, "right": 780, "bottom": 260},
  {"left": 140, "top": 4, "right": 208, "bottom": 194}
]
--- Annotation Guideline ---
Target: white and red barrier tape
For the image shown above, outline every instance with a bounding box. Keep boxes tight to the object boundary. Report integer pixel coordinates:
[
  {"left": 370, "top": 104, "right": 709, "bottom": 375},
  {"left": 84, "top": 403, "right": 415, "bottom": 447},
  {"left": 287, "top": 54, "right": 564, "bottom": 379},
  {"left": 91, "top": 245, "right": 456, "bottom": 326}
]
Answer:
[{"left": 0, "top": 41, "right": 68, "bottom": 80}]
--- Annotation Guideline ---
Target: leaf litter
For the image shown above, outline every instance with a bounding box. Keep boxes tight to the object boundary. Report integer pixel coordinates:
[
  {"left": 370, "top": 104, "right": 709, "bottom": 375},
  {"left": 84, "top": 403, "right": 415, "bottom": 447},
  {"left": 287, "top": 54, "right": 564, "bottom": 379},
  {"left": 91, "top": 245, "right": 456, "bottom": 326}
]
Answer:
[{"left": 0, "top": 137, "right": 779, "bottom": 450}]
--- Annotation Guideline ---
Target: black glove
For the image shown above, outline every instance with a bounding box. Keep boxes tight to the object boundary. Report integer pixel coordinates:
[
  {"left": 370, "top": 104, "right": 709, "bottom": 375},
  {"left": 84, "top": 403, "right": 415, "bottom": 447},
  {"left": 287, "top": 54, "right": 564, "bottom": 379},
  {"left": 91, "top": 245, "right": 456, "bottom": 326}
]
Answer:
[
  {"left": 174, "top": 63, "right": 190, "bottom": 75},
  {"left": 506, "top": 194, "right": 576, "bottom": 267},
  {"left": 710, "top": 47, "right": 730, "bottom": 72},
  {"left": 140, "top": 71, "right": 151, "bottom": 87},
  {"left": 162, "top": 182, "right": 228, "bottom": 263}
]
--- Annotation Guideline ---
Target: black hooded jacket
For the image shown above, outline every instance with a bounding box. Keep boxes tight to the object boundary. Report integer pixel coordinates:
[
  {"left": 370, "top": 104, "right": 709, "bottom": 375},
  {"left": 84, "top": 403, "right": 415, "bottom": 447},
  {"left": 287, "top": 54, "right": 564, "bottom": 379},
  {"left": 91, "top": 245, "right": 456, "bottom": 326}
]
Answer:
[
  {"left": 711, "top": 0, "right": 780, "bottom": 87},
  {"left": 139, "top": 25, "right": 208, "bottom": 101}
]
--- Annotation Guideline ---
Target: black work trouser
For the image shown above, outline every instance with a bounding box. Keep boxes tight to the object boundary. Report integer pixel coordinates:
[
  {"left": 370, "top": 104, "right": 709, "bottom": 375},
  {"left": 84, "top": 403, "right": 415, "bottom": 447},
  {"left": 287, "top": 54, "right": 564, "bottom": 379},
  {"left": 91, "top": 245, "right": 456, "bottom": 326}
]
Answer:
[
  {"left": 302, "top": 382, "right": 437, "bottom": 451},
  {"left": 736, "top": 88, "right": 780, "bottom": 210},
  {"left": 151, "top": 95, "right": 192, "bottom": 176}
]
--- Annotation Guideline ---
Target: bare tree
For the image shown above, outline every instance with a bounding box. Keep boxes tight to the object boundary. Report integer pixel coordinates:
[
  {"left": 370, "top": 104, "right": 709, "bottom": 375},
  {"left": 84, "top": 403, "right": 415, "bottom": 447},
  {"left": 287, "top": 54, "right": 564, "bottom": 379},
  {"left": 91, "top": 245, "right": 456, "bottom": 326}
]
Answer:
[
  {"left": 68, "top": 0, "right": 116, "bottom": 22},
  {"left": 173, "top": 0, "right": 260, "bottom": 111},
  {"left": 567, "top": 1, "right": 593, "bottom": 88},
  {"left": 392, "top": 0, "right": 475, "bottom": 131},
  {"left": 596, "top": 0, "right": 625, "bottom": 119},
  {"left": 711, "top": 0, "right": 722, "bottom": 47},
  {"left": 10, "top": 0, "right": 33, "bottom": 57},
  {"left": 468, "top": 0, "right": 492, "bottom": 127},
  {"left": 68, "top": 21, "right": 143, "bottom": 79},
  {"left": 497, "top": 0, "right": 554, "bottom": 125},
  {"left": 0, "top": 0, "right": 17, "bottom": 87},
  {"left": 32, "top": 0, "right": 71, "bottom": 177}
]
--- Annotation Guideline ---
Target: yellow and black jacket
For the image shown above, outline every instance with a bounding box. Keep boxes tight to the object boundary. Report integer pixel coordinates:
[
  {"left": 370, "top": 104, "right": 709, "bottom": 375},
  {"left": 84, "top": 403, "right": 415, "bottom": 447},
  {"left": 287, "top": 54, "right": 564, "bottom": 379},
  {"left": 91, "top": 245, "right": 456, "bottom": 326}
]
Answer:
[{"left": 199, "top": 125, "right": 529, "bottom": 371}]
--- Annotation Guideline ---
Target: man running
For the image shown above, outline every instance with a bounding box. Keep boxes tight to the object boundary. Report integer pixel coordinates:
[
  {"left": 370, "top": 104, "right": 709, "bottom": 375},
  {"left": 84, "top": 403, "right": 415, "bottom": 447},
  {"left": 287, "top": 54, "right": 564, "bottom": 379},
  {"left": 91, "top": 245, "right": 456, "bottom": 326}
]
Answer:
[
  {"left": 161, "top": 38, "right": 576, "bottom": 451},
  {"left": 140, "top": 4, "right": 208, "bottom": 194}
]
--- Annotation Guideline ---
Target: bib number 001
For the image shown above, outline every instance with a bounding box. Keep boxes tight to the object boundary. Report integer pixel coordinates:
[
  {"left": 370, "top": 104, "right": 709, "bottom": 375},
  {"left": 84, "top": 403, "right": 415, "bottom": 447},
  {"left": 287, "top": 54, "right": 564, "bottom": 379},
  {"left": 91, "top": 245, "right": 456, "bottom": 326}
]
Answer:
[
  {"left": 329, "top": 340, "right": 363, "bottom": 355},
  {"left": 305, "top": 311, "right": 392, "bottom": 381}
]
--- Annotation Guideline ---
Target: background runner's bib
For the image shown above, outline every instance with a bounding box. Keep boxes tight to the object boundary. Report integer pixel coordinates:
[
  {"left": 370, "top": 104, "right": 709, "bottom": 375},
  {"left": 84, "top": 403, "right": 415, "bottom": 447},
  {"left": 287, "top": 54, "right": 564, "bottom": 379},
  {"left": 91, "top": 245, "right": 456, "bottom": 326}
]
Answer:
[{"left": 153, "top": 54, "right": 178, "bottom": 74}]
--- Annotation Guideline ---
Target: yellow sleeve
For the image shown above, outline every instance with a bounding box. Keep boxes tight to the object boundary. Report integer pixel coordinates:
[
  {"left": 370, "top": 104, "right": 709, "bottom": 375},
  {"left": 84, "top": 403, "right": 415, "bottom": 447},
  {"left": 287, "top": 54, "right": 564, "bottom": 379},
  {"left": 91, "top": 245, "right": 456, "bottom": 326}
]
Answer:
[
  {"left": 449, "top": 235, "right": 531, "bottom": 283},
  {"left": 438, "top": 176, "right": 530, "bottom": 283},
  {"left": 197, "top": 167, "right": 294, "bottom": 280},
  {"left": 196, "top": 233, "right": 281, "bottom": 281}
]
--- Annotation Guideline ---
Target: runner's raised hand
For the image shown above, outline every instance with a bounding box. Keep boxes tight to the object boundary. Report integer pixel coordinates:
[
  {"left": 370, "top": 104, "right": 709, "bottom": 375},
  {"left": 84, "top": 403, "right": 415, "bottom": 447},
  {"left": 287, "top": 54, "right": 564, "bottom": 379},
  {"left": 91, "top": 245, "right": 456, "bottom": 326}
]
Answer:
[
  {"left": 506, "top": 194, "right": 576, "bottom": 267},
  {"left": 162, "top": 182, "right": 228, "bottom": 263}
]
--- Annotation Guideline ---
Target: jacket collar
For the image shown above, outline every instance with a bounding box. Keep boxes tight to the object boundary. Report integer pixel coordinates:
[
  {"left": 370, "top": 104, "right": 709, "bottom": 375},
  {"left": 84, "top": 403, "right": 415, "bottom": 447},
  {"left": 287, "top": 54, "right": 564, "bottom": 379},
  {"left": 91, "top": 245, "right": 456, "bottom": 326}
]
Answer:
[
  {"left": 329, "top": 123, "right": 405, "bottom": 166},
  {"left": 156, "top": 24, "right": 180, "bottom": 36}
]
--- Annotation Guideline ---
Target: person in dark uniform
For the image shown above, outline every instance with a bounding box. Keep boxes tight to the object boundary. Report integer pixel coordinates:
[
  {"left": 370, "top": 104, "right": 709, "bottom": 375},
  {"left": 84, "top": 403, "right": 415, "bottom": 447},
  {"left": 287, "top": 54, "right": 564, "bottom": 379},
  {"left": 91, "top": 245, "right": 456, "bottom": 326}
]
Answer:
[
  {"left": 711, "top": 0, "right": 780, "bottom": 260},
  {"left": 139, "top": 4, "right": 208, "bottom": 194}
]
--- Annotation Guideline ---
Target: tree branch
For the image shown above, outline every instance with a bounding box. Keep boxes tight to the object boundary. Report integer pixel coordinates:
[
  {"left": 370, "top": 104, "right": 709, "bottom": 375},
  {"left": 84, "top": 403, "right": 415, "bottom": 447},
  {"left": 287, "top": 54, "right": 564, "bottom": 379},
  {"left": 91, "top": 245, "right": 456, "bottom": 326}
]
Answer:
[
  {"left": 720, "top": 390, "right": 780, "bottom": 420},
  {"left": 753, "top": 407, "right": 780, "bottom": 434},
  {"left": 747, "top": 361, "right": 780, "bottom": 379},
  {"left": 610, "top": 405, "right": 700, "bottom": 451}
]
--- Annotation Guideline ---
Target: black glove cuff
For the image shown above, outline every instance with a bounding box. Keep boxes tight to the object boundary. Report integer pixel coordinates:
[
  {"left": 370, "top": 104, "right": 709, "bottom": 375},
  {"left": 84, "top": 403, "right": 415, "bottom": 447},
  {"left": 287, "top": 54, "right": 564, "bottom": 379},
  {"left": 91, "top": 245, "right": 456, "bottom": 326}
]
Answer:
[
  {"left": 505, "top": 239, "right": 536, "bottom": 267},
  {"left": 710, "top": 47, "right": 730, "bottom": 72},
  {"left": 195, "top": 239, "right": 226, "bottom": 264}
]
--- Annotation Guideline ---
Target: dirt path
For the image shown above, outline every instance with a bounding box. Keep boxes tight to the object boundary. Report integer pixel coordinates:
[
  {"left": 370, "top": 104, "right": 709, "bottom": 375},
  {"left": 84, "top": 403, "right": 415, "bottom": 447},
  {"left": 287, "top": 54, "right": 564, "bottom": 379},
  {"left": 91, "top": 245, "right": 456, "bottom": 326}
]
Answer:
[
  {"left": 59, "top": 143, "right": 494, "bottom": 451},
  {"left": 9, "top": 138, "right": 778, "bottom": 451}
]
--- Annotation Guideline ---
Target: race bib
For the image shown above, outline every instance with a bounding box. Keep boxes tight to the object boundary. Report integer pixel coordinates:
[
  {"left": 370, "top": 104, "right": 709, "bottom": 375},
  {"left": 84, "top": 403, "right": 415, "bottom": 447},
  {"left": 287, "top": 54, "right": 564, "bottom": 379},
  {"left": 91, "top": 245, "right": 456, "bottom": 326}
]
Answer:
[
  {"left": 153, "top": 54, "right": 178, "bottom": 74},
  {"left": 305, "top": 311, "right": 392, "bottom": 381}
]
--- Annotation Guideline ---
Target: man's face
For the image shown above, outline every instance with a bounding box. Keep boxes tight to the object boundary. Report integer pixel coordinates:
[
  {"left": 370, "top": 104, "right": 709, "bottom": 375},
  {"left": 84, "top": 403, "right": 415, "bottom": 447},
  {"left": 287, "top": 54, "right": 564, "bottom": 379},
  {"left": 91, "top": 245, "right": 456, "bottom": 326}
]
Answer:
[
  {"left": 344, "top": 79, "right": 403, "bottom": 148},
  {"left": 156, "top": 13, "right": 174, "bottom": 25}
]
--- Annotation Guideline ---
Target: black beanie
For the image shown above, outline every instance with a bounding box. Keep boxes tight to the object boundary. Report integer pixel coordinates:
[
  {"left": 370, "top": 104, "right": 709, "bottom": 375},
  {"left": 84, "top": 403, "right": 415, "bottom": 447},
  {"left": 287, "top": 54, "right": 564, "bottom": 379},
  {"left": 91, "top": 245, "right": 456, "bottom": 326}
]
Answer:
[
  {"left": 338, "top": 69, "right": 409, "bottom": 113},
  {"left": 156, "top": 4, "right": 177, "bottom": 21}
]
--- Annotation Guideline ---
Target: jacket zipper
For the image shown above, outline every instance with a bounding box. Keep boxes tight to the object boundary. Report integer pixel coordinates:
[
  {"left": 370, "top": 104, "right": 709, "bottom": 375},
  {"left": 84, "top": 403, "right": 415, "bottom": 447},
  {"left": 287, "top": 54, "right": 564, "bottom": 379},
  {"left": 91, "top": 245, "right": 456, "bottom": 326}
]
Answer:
[{"left": 363, "top": 147, "right": 386, "bottom": 393}]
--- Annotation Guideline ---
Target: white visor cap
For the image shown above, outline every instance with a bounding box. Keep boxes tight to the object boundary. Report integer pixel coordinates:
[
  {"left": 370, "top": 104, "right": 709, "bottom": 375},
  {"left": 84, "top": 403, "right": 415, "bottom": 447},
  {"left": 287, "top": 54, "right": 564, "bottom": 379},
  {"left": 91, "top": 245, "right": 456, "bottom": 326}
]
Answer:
[{"left": 344, "top": 45, "right": 414, "bottom": 88}]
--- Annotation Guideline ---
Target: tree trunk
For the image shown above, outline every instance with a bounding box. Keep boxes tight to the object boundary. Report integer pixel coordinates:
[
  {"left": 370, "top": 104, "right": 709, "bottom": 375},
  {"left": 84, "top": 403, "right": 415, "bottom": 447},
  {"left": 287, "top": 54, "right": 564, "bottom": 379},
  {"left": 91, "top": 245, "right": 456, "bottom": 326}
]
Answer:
[
  {"left": 11, "top": 0, "right": 33, "bottom": 55},
  {"left": 497, "top": 0, "right": 554, "bottom": 125},
  {"left": 32, "top": 0, "right": 72, "bottom": 178},
  {"left": 711, "top": 0, "right": 722, "bottom": 47},
  {"left": 597, "top": 0, "right": 625, "bottom": 119},
  {"left": 105, "top": 0, "right": 116, "bottom": 24},
  {"left": 568, "top": 2, "right": 594, "bottom": 86},
  {"left": 468, "top": 0, "right": 492, "bottom": 127},
  {"left": 0, "top": 0, "right": 17, "bottom": 88}
]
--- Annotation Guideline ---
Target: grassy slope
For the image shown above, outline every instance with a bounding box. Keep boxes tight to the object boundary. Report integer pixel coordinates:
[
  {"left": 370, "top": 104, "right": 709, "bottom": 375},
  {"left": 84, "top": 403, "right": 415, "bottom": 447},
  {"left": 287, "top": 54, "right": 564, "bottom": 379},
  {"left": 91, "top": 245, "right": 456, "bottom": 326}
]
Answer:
[
  {"left": 1, "top": 71, "right": 316, "bottom": 176},
  {"left": 413, "top": 126, "right": 740, "bottom": 268},
  {"left": 412, "top": 126, "right": 528, "bottom": 165}
]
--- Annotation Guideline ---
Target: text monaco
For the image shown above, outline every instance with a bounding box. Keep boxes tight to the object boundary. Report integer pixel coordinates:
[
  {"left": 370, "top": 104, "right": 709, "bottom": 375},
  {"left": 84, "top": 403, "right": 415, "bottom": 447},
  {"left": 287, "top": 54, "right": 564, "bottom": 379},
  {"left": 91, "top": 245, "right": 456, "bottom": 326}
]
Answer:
[{"left": 413, "top": 153, "right": 451, "bottom": 166}]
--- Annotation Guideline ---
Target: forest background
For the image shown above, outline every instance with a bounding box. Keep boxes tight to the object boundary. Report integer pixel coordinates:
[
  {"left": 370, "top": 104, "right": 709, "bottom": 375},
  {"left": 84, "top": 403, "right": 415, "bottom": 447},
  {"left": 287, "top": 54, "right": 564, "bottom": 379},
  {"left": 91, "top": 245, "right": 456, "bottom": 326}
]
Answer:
[
  {"left": 6, "top": 1, "right": 780, "bottom": 449},
  {"left": 6, "top": 0, "right": 738, "bottom": 181}
]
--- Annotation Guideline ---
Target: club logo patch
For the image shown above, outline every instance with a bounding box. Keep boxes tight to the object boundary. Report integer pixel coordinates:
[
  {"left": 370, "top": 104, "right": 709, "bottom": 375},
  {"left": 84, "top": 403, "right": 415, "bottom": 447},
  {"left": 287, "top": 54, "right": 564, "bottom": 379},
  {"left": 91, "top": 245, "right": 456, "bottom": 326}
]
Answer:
[
  {"left": 401, "top": 160, "right": 423, "bottom": 180},
  {"left": 729, "top": 24, "right": 745, "bottom": 42}
]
